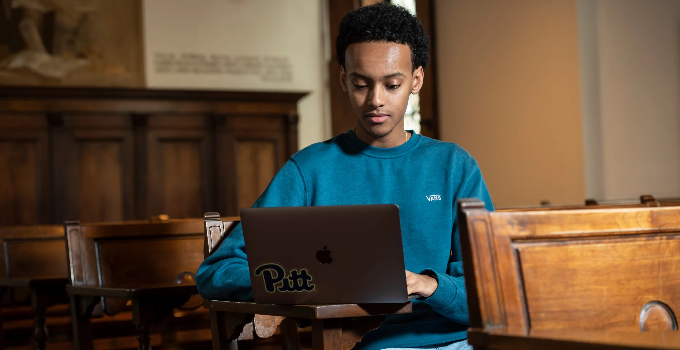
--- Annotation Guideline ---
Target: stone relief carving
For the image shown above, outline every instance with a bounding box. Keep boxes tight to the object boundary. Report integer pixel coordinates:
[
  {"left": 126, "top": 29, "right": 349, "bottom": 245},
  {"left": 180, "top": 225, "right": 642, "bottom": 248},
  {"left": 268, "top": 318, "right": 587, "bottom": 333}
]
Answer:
[{"left": 0, "top": 0, "right": 143, "bottom": 86}]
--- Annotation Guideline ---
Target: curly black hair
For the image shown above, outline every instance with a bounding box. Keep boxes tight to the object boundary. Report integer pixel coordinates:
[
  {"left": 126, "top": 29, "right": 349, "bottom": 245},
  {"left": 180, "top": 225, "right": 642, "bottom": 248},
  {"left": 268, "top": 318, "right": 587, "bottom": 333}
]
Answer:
[{"left": 336, "top": 2, "right": 430, "bottom": 71}]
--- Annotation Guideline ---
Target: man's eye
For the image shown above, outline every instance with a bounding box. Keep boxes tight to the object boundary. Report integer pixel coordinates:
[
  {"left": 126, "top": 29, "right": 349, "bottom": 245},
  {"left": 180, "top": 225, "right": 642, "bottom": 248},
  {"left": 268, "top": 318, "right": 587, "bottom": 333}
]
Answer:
[
  {"left": 353, "top": 84, "right": 368, "bottom": 89},
  {"left": 387, "top": 84, "right": 401, "bottom": 90}
]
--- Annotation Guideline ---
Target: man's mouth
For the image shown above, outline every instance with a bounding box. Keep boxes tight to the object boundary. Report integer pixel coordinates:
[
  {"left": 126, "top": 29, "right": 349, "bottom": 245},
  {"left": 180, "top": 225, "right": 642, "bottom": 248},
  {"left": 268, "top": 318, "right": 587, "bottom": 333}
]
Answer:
[{"left": 365, "top": 113, "right": 389, "bottom": 124}]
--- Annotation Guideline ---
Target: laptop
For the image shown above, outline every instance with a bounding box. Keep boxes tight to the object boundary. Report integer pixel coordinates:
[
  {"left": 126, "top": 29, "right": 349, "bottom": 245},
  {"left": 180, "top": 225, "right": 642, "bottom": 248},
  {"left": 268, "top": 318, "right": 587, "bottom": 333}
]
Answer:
[{"left": 241, "top": 204, "right": 408, "bottom": 304}]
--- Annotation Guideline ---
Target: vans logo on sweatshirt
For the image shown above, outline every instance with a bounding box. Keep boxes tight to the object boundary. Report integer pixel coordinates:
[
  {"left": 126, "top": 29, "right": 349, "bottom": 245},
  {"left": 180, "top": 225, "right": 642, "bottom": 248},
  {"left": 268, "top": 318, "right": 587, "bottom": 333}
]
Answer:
[{"left": 426, "top": 194, "right": 441, "bottom": 201}]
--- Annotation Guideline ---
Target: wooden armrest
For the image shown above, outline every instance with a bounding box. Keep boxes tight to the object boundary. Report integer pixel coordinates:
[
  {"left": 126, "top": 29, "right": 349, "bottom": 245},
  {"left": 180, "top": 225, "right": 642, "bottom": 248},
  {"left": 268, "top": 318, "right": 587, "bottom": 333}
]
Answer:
[
  {"left": 468, "top": 327, "right": 680, "bottom": 350},
  {"left": 209, "top": 300, "right": 412, "bottom": 319},
  {"left": 66, "top": 284, "right": 198, "bottom": 298}
]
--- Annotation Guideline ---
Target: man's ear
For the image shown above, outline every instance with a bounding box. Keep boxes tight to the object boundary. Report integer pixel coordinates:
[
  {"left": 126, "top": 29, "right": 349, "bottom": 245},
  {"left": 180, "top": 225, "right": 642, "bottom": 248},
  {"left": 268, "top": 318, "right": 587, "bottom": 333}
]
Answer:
[
  {"left": 411, "top": 66, "right": 424, "bottom": 94},
  {"left": 340, "top": 66, "right": 348, "bottom": 92}
]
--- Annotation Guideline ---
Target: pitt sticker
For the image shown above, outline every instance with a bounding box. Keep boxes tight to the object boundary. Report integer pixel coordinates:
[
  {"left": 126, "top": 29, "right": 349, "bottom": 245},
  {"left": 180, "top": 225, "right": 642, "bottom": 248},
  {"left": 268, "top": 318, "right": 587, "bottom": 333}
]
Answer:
[{"left": 254, "top": 263, "right": 315, "bottom": 293}]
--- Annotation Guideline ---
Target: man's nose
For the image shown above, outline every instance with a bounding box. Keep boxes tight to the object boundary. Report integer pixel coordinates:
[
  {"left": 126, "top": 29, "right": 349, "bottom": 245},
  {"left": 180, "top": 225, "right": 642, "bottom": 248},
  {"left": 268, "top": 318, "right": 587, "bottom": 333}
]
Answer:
[{"left": 368, "top": 86, "right": 385, "bottom": 108}]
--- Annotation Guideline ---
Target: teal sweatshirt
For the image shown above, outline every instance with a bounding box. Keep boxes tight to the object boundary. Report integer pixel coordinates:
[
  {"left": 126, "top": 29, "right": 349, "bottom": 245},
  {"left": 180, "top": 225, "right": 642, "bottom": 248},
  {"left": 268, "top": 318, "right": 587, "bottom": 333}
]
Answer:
[{"left": 197, "top": 130, "right": 494, "bottom": 350}]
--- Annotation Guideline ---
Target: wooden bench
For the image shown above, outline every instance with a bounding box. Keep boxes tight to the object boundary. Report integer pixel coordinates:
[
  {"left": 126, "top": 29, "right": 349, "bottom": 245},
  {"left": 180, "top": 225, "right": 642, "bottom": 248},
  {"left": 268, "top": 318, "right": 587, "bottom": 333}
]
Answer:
[
  {"left": 0, "top": 224, "right": 69, "bottom": 349},
  {"left": 458, "top": 199, "right": 680, "bottom": 350},
  {"left": 65, "top": 218, "right": 209, "bottom": 350},
  {"left": 0, "top": 216, "right": 175, "bottom": 349},
  {"left": 202, "top": 212, "right": 413, "bottom": 350}
]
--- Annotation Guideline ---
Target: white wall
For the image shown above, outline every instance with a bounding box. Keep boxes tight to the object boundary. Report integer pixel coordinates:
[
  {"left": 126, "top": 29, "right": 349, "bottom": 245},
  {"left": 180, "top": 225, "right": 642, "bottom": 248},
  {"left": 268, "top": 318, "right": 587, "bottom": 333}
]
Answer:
[
  {"left": 142, "top": 0, "right": 330, "bottom": 149},
  {"left": 580, "top": 0, "right": 680, "bottom": 200}
]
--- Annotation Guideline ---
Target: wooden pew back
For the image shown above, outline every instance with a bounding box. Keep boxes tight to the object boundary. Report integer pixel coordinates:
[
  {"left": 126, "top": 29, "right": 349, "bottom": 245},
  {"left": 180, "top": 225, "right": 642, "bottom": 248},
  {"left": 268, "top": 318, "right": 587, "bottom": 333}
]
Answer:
[
  {"left": 65, "top": 219, "right": 205, "bottom": 314},
  {"left": 459, "top": 199, "right": 680, "bottom": 333},
  {"left": 0, "top": 225, "right": 67, "bottom": 280},
  {"left": 203, "top": 212, "right": 240, "bottom": 258},
  {"left": 0, "top": 218, "right": 165, "bottom": 284}
]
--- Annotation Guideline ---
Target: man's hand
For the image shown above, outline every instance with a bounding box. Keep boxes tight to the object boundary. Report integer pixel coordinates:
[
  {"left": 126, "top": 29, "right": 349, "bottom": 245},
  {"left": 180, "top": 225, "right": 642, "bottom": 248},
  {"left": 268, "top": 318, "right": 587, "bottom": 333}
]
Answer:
[{"left": 405, "top": 270, "right": 438, "bottom": 298}]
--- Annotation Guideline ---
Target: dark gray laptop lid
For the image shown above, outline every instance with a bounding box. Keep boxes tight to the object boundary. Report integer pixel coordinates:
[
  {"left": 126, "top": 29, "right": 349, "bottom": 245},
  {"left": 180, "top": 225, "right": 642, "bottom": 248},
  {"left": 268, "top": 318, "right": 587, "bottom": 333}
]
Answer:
[{"left": 241, "top": 204, "right": 408, "bottom": 304}]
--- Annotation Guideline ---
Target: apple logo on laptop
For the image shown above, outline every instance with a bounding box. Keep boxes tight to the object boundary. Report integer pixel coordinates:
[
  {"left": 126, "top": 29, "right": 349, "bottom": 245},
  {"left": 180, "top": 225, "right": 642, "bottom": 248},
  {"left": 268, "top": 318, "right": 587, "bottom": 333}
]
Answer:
[{"left": 316, "top": 246, "right": 333, "bottom": 264}]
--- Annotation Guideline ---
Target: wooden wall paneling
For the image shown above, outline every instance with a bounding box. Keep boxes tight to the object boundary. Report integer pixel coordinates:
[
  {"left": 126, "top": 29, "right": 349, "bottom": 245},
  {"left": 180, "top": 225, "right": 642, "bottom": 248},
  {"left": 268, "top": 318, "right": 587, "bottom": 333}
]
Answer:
[
  {"left": 0, "top": 87, "right": 306, "bottom": 223},
  {"left": 328, "top": 0, "right": 361, "bottom": 137},
  {"left": 132, "top": 113, "right": 150, "bottom": 219},
  {"left": 145, "top": 114, "right": 213, "bottom": 219},
  {"left": 285, "top": 113, "right": 300, "bottom": 160},
  {"left": 0, "top": 87, "right": 308, "bottom": 110},
  {"left": 225, "top": 115, "right": 288, "bottom": 215},
  {"left": 77, "top": 132, "right": 132, "bottom": 222},
  {"left": 211, "top": 114, "right": 235, "bottom": 217},
  {"left": 0, "top": 133, "right": 46, "bottom": 225},
  {"left": 0, "top": 114, "right": 50, "bottom": 225},
  {"left": 50, "top": 119, "right": 76, "bottom": 223},
  {"left": 50, "top": 114, "right": 134, "bottom": 223},
  {"left": 236, "top": 140, "right": 278, "bottom": 211},
  {"left": 229, "top": 114, "right": 289, "bottom": 165},
  {"left": 414, "top": 0, "right": 439, "bottom": 139}
]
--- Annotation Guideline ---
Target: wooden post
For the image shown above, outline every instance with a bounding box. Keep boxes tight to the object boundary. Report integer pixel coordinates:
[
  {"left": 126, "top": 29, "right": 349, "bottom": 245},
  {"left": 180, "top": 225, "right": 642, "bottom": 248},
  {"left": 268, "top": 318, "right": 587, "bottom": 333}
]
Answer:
[{"left": 312, "top": 319, "right": 342, "bottom": 350}]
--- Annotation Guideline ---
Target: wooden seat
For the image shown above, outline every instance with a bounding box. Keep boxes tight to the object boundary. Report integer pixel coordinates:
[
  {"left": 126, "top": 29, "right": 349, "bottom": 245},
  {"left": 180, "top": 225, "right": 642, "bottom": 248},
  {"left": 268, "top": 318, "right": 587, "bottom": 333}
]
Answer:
[
  {"left": 65, "top": 219, "right": 209, "bottom": 350},
  {"left": 0, "top": 224, "right": 68, "bottom": 349},
  {"left": 458, "top": 199, "right": 680, "bottom": 350},
  {"left": 0, "top": 217, "right": 184, "bottom": 349},
  {"left": 203, "top": 212, "right": 412, "bottom": 350}
]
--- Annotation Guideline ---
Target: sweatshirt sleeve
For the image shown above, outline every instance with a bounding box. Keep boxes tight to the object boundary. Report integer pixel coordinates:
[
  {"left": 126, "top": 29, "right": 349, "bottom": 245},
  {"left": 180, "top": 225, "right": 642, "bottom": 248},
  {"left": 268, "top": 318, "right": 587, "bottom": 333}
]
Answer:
[
  {"left": 421, "top": 159, "right": 494, "bottom": 324},
  {"left": 196, "top": 159, "right": 307, "bottom": 300}
]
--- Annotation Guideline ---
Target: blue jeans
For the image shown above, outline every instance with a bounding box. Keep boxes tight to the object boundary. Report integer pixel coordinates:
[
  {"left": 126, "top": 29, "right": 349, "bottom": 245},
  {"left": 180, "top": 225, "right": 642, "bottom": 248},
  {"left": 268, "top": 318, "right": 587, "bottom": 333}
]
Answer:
[{"left": 383, "top": 339, "right": 472, "bottom": 350}]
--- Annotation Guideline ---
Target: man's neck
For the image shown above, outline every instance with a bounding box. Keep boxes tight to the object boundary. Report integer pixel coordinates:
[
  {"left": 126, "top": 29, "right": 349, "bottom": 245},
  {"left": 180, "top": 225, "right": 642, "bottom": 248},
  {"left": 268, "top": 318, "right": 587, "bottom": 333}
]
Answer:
[{"left": 354, "top": 125, "right": 411, "bottom": 148}]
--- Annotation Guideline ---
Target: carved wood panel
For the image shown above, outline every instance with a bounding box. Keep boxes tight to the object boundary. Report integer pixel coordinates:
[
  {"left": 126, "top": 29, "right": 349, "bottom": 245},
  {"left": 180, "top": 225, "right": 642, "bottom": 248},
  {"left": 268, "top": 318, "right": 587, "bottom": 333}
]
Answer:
[
  {"left": 517, "top": 237, "right": 680, "bottom": 333},
  {"left": 77, "top": 141, "right": 126, "bottom": 221},
  {"left": 214, "top": 114, "right": 289, "bottom": 216},
  {"left": 236, "top": 141, "right": 277, "bottom": 210},
  {"left": 51, "top": 115, "right": 134, "bottom": 223},
  {"left": 146, "top": 121, "right": 212, "bottom": 219},
  {"left": 0, "top": 88, "right": 304, "bottom": 224},
  {"left": 460, "top": 202, "right": 680, "bottom": 342},
  {"left": 0, "top": 115, "right": 50, "bottom": 225},
  {"left": 232, "top": 116, "right": 286, "bottom": 215},
  {"left": 0, "top": 140, "right": 39, "bottom": 225}
]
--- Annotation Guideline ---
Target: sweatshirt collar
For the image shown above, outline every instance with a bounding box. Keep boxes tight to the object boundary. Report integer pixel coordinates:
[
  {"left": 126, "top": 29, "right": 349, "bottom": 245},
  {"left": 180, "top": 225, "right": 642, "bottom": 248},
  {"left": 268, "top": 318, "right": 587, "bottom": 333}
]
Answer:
[{"left": 345, "top": 129, "right": 421, "bottom": 158}]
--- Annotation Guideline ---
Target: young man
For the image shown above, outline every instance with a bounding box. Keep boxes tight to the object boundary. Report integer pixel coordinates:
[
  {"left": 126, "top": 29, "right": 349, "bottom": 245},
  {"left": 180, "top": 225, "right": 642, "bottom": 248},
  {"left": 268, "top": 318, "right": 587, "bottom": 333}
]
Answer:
[{"left": 197, "top": 3, "right": 494, "bottom": 349}]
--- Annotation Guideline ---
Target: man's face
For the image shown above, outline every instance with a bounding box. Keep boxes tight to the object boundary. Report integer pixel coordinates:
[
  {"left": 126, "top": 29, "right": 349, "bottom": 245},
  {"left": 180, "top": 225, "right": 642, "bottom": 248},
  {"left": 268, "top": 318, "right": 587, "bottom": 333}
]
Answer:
[{"left": 341, "top": 42, "right": 424, "bottom": 140}]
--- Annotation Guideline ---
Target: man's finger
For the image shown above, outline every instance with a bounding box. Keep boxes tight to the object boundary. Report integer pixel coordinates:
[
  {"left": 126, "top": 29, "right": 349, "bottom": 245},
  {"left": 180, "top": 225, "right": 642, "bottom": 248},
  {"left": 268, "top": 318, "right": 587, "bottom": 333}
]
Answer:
[{"left": 406, "top": 272, "right": 415, "bottom": 295}]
